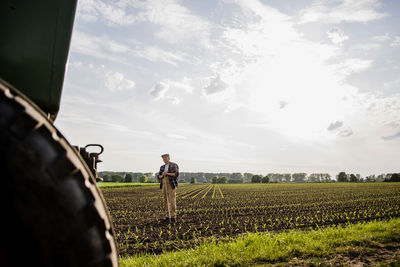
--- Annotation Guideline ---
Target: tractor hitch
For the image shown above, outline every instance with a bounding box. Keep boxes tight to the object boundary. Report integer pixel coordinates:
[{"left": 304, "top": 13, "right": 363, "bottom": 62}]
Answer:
[{"left": 74, "top": 144, "right": 104, "bottom": 182}]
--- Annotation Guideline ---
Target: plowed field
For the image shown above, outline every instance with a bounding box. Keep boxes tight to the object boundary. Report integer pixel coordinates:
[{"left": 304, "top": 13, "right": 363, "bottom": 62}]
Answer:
[{"left": 102, "top": 183, "right": 400, "bottom": 255}]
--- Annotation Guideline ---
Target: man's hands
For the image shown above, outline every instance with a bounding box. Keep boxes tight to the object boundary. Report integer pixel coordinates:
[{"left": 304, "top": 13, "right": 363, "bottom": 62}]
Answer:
[
  {"left": 159, "top": 171, "right": 176, "bottom": 179},
  {"left": 158, "top": 172, "right": 167, "bottom": 180}
]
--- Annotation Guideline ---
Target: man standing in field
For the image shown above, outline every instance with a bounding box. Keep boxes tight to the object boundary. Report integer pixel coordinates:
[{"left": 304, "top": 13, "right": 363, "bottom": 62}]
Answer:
[{"left": 158, "top": 154, "right": 179, "bottom": 223}]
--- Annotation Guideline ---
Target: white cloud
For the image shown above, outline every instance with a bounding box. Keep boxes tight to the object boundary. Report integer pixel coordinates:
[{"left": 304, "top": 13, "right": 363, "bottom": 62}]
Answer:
[
  {"left": 372, "top": 33, "right": 391, "bottom": 42},
  {"left": 67, "top": 61, "right": 83, "bottom": 68},
  {"left": 390, "top": 36, "right": 400, "bottom": 47},
  {"left": 167, "top": 133, "right": 187, "bottom": 139},
  {"left": 383, "top": 79, "right": 400, "bottom": 91},
  {"left": 70, "top": 31, "right": 129, "bottom": 63},
  {"left": 71, "top": 30, "right": 194, "bottom": 66},
  {"left": 167, "top": 78, "right": 194, "bottom": 93},
  {"left": 327, "top": 121, "right": 343, "bottom": 131},
  {"left": 337, "top": 128, "right": 353, "bottom": 137},
  {"left": 96, "top": 2, "right": 135, "bottom": 26},
  {"left": 203, "top": 74, "right": 228, "bottom": 95},
  {"left": 67, "top": 61, "right": 136, "bottom": 93},
  {"left": 167, "top": 96, "right": 181, "bottom": 105},
  {"left": 279, "top": 101, "right": 288, "bottom": 109},
  {"left": 58, "top": 112, "right": 156, "bottom": 137},
  {"left": 299, "top": 0, "right": 387, "bottom": 24},
  {"left": 138, "top": 0, "right": 211, "bottom": 46},
  {"left": 197, "top": 0, "right": 379, "bottom": 141},
  {"left": 351, "top": 43, "right": 381, "bottom": 50},
  {"left": 134, "top": 46, "right": 192, "bottom": 66},
  {"left": 381, "top": 131, "right": 400, "bottom": 141},
  {"left": 149, "top": 78, "right": 193, "bottom": 103},
  {"left": 76, "top": 0, "right": 99, "bottom": 22},
  {"left": 77, "top": 0, "right": 136, "bottom": 25},
  {"left": 327, "top": 27, "right": 349, "bottom": 45},
  {"left": 105, "top": 71, "right": 135, "bottom": 92},
  {"left": 76, "top": 0, "right": 211, "bottom": 47},
  {"left": 386, "top": 121, "right": 400, "bottom": 128},
  {"left": 333, "top": 58, "right": 373, "bottom": 76},
  {"left": 366, "top": 94, "right": 400, "bottom": 129},
  {"left": 150, "top": 82, "right": 169, "bottom": 99}
]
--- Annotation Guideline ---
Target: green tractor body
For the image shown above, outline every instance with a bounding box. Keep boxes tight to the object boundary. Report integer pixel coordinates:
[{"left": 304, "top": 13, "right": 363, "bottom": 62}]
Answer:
[
  {"left": 0, "top": 0, "right": 77, "bottom": 120},
  {"left": 0, "top": 0, "right": 104, "bottom": 180}
]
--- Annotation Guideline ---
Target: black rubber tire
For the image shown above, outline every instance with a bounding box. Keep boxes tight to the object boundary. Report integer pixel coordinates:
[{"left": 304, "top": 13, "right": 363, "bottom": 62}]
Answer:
[{"left": 0, "top": 79, "right": 119, "bottom": 267}]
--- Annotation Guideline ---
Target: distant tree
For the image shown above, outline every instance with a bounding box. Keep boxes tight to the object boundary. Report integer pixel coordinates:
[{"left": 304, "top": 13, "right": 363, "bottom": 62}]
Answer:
[
  {"left": 103, "top": 174, "right": 112, "bottom": 182},
  {"left": 349, "top": 174, "right": 358, "bottom": 182},
  {"left": 275, "top": 173, "right": 284, "bottom": 183},
  {"left": 124, "top": 173, "right": 133, "bottom": 183},
  {"left": 111, "top": 174, "right": 124, "bottom": 182},
  {"left": 292, "top": 173, "right": 307, "bottom": 182},
  {"left": 204, "top": 173, "right": 214, "bottom": 182},
  {"left": 139, "top": 175, "right": 148, "bottom": 183},
  {"left": 337, "top": 172, "right": 347, "bottom": 182},
  {"left": 391, "top": 173, "right": 400, "bottom": 182},
  {"left": 283, "top": 173, "right": 291, "bottom": 183},
  {"left": 251, "top": 175, "right": 262, "bottom": 183},
  {"left": 217, "top": 176, "right": 228, "bottom": 184},
  {"left": 385, "top": 173, "right": 400, "bottom": 182},
  {"left": 261, "top": 175, "right": 269, "bottom": 183},
  {"left": 365, "top": 175, "right": 376, "bottom": 182},
  {"left": 243, "top": 173, "right": 253, "bottom": 181},
  {"left": 267, "top": 173, "right": 284, "bottom": 183},
  {"left": 322, "top": 173, "right": 332, "bottom": 182},
  {"left": 376, "top": 174, "right": 385, "bottom": 182},
  {"left": 308, "top": 173, "right": 320, "bottom": 183},
  {"left": 132, "top": 172, "right": 142, "bottom": 182},
  {"left": 231, "top": 173, "right": 243, "bottom": 180},
  {"left": 212, "top": 176, "right": 218, "bottom": 184},
  {"left": 267, "top": 173, "right": 276, "bottom": 182},
  {"left": 190, "top": 177, "right": 197, "bottom": 184},
  {"left": 144, "top": 172, "right": 154, "bottom": 182}
]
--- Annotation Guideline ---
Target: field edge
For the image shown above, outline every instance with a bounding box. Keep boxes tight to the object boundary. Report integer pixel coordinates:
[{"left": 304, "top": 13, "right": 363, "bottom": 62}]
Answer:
[
  {"left": 119, "top": 217, "right": 400, "bottom": 266},
  {"left": 98, "top": 182, "right": 159, "bottom": 189}
]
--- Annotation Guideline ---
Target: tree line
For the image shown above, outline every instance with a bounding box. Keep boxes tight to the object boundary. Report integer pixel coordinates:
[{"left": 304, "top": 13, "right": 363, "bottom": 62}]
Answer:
[
  {"left": 337, "top": 172, "right": 400, "bottom": 182},
  {"left": 99, "top": 171, "right": 400, "bottom": 183},
  {"left": 99, "top": 171, "right": 155, "bottom": 183}
]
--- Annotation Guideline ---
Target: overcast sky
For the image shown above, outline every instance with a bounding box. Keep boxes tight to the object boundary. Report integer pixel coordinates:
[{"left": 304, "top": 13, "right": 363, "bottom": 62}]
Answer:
[{"left": 55, "top": 0, "right": 400, "bottom": 176}]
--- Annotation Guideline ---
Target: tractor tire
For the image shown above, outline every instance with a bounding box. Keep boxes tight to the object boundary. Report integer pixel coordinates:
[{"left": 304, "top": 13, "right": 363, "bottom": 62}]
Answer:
[{"left": 0, "top": 79, "right": 119, "bottom": 267}]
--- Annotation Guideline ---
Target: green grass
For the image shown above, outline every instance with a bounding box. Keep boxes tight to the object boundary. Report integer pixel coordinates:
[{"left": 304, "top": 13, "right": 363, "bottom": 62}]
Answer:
[
  {"left": 120, "top": 218, "right": 400, "bottom": 266},
  {"left": 97, "top": 182, "right": 158, "bottom": 189}
]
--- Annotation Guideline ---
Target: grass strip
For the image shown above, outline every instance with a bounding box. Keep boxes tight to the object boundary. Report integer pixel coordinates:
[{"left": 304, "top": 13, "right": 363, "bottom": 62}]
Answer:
[
  {"left": 120, "top": 218, "right": 400, "bottom": 266},
  {"left": 98, "top": 182, "right": 158, "bottom": 189}
]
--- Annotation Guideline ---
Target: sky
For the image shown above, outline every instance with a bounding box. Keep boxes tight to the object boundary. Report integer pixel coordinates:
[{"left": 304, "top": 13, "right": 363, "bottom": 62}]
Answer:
[{"left": 55, "top": 0, "right": 400, "bottom": 176}]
